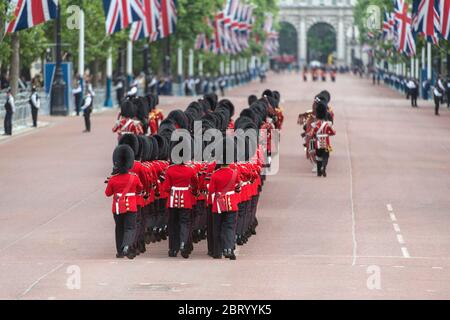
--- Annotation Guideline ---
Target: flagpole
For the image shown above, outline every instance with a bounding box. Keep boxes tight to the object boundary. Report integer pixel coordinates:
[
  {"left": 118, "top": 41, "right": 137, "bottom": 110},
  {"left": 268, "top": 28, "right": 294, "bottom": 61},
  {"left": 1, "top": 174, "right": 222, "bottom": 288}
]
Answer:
[
  {"left": 427, "top": 42, "right": 432, "bottom": 80},
  {"left": 188, "top": 48, "right": 194, "bottom": 77},
  {"left": 78, "top": 9, "right": 85, "bottom": 90},
  {"left": 143, "top": 43, "right": 150, "bottom": 95},
  {"left": 127, "top": 39, "right": 133, "bottom": 88},
  {"left": 50, "top": 2, "right": 67, "bottom": 116},
  {"left": 105, "top": 47, "right": 113, "bottom": 108},
  {"left": 177, "top": 40, "right": 183, "bottom": 96}
]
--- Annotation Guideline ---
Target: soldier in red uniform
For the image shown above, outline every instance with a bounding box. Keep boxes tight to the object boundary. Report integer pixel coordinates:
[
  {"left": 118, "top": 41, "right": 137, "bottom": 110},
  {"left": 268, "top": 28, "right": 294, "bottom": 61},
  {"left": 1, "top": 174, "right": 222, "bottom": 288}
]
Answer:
[
  {"left": 308, "top": 101, "right": 336, "bottom": 177},
  {"left": 147, "top": 95, "right": 164, "bottom": 135},
  {"left": 208, "top": 139, "right": 241, "bottom": 260},
  {"left": 162, "top": 148, "right": 199, "bottom": 259},
  {"left": 105, "top": 145, "right": 143, "bottom": 259},
  {"left": 112, "top": 101, "right": 144, "bottom": 139}
]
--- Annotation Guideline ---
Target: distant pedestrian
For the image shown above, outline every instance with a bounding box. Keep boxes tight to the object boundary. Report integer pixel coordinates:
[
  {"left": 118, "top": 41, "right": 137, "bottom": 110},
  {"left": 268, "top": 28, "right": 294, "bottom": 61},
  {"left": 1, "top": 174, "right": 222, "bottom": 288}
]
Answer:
[
  {"left": 29, "top": 86, "right": 40, "bottom": 127},
  {"left": 3, "top": 88, "right": 15, "bottom": 136},
  {"left": 81, "top": 89, "right": 93, "bottom": 132},
  {"left": 73, "top": 79, "right": 82, "bottom": 116},
  {"left": 433, "top": 83, "right": 443, "bottom": 116},
  {"left": 407, "top": 79, "right": 418, "bottom": 107}
]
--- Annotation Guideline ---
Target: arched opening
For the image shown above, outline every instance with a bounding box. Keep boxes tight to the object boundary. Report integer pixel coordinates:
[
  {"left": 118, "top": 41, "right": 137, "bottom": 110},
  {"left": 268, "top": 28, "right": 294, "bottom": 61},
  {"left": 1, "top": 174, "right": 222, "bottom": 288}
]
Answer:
[
  {"left": 279, "top": 21, "right": 298, "bottom": 60},
  {"left": 307, "top": 22, "right": 336, "bottom": 64}
]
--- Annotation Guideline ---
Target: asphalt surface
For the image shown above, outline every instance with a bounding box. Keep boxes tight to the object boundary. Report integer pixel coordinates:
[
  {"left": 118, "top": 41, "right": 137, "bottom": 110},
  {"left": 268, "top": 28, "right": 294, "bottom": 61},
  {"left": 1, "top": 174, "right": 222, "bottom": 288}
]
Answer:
[{"left": 0, "top": 73, "right": 449, "bottom": 300}]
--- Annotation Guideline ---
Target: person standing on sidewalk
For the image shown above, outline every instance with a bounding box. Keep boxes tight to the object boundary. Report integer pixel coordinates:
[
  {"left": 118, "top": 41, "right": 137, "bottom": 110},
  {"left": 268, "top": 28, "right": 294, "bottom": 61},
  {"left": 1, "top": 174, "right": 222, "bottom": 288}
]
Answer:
[
  {"left": 433, "top": 82, "right": 444, "bottom": 116},
  {"left": 29, "top": 86, "right": 40, "bottom": 127},
  {"left": 72, "top": 79, "right": 82, "bottom": 116},
  {"left": 3, "top": 88, "right": 15, "bottom": 136},
  {"left": 81, "top": 89, "right": 93, "bottom": 133}
]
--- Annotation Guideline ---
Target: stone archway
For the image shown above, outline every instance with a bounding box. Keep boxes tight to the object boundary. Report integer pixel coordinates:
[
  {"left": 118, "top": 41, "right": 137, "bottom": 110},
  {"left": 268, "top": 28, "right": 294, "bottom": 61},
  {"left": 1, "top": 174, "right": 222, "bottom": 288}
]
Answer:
[
  {"left": 307, "top": 22, "right": 336, "bottom": 64},
  {"left": 279, "top": 21, "right": 299, "bottom": 59},
  {"left": 279, "top": 0, "right": 360, "bottom": 66}
]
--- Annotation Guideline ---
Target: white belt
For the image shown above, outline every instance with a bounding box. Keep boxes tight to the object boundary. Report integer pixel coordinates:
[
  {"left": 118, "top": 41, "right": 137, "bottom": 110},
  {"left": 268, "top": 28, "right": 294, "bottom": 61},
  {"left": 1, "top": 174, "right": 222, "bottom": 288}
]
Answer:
[
  {"left": 212, "top": 191, "right": 235, "bottom": 214},
  {"left": 170, "top": 187, "right": 189, "bottom": 207},
  {"left": 115, "top": 193, "right": 135, "bottom": 214},
  {"left": 171, "top": 187, "right": 189, "bottom": 191}
]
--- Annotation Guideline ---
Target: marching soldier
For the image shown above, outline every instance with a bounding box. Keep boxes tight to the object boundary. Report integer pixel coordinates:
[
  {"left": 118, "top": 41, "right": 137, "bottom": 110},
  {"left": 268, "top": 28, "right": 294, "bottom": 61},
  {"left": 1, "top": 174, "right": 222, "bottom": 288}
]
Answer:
[
  {"left": 162, "top": 154, "right": 199, "bottom": 259},
  {"left": 29, "top": 86, "right": 40, "bottom": 128},
  {"left": 3, "top": 88, "right": 15, "bottom": 136},
  {"left": 308, "top": 101, "right": 336, "bottom": 177},
  {"left": 105, "top": 145, "right": 143, "bottom": 259}
]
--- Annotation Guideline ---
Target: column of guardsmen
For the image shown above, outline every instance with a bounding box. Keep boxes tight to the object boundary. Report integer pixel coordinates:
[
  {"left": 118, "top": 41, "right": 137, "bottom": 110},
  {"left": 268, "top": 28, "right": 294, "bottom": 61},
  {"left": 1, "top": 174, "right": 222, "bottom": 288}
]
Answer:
[{"left": 105, "top": 89, "right": 284, "bottom": 261}]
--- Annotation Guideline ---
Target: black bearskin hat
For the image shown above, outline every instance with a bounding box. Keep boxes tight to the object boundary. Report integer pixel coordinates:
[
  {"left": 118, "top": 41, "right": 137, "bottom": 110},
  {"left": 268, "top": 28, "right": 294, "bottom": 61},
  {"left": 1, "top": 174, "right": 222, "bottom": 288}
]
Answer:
[
  {"left": 167, "top": 110, "right": 189, "bottom": 130},
  {"left": 140, "top": 136, "right": 152, "bottom": 162},
  {"left": 273, "top": 91, "right": 281, "bottom": 107},
  {"left": 262, "top": 89, "right": 274, "bottom": 99},
  {"left": 113, "top": 145, "right": 134, "bottom": 174},
  {"left": 217, "top": 99, "right": 235, "bottom": 118},
  {"left": 153, "top": 134, "right": 168, "bottom": 160},
  {"left": 316, "top": 101, "right": 328, "bottom": 120},
  {"left": 148, "top": 136, "right": 159, "bottom": 161},
  {"left": 121, "top": 100, "right": 136, "bottom": 118},
  {"left": 318, "top": 90, "right": 331, "bottom": 103},
  {"left": 248, "top": 95, "right": 258, "bottom": 107},
  {"left": 240, "top": 109, "right": 257, "bottom": 125},
  {"left": 119, "top": 134, "right": 139, "bottom": 160},
  {"left": 204, "top": 93, "right": 218, "bottom": 111}
]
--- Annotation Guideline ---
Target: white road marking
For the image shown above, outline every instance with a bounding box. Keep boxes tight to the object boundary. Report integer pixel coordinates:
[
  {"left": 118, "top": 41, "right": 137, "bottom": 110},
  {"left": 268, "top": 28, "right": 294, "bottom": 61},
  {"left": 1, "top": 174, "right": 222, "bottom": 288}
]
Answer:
[
  {"left": 387, "top": 204, "right": 393, "bottom": 212},
  {"left": 401, "top": 247, "right": 411, "bottom": 258},
  {"left": 344, "top": 119, "right": 358, "bottom": 266},
  {"left": 389, "top": 213, "right": 397, "bottom": 222},
  {"left": 393, "top": 224, "right": 401, "bottom": 233},
  {"left": 21, "top": 263, "right": 64, "bottom": 297},
  {"left": 432, "top": 267, "right": 443, "bottom": 270},
  {"left": 393, "top": 266, "right": 405, "bottom": 269},
  {"left": 397, "top": 234, "right": 405, "bottom": 244}
]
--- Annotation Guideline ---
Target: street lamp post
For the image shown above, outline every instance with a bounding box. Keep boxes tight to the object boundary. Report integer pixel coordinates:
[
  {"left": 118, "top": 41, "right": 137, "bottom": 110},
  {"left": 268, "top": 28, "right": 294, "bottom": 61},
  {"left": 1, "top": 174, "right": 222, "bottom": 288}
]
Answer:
[
  {"left": 50, "top": 3, "right": 67, "bottom": 116},
  {"left": 143, "top": 43, "right": 150, "bottom": 95}
]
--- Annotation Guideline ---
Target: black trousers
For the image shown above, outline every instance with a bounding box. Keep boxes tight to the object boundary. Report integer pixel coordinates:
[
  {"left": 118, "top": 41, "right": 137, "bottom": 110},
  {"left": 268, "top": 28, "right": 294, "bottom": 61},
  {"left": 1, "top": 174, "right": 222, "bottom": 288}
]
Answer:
[
  {"left": 74, "top": 93, "right": 82, "bottom": 116},
  {"left": 31, "top": 106, "right": 38, "bottom": 127},
  {"left": 168, "top": 208, "right": 191, "bottom": 252},
  {"left": 434, "top": 96, "right": 441, "bottom": 115},
  {"left": 316, "top": 149, "right": 330, "bottom": 173},
  {"left": 447, "top": 91, "right": 450, "bottom": 107},
  {"left": 3, "top": 111, "right": 12, "bottom": 135},
  {"left": 83, "top": 109, "right": 92, "bottom": 131},
  {"left": 410, "top": 92, "right": 418, "bottom": 107},
  {"left": 212, "top": 211, "right": 237, "bottom": 255},
  {"left": 114, "top": 213, "right": 137, "bottom": 254},
  {"left": 206, "top": 206, "right": 214, "bottom": 254},
  {"left": 236, "top": 202, "right": 247, "bottom": 236}
]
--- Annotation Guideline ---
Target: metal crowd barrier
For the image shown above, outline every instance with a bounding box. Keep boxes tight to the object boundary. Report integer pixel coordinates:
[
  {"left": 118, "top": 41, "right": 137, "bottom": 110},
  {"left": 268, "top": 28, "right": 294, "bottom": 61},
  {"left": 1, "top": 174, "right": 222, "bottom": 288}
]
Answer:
[{"left": 0, "top": 87, "right": 116, "bottom": 134}]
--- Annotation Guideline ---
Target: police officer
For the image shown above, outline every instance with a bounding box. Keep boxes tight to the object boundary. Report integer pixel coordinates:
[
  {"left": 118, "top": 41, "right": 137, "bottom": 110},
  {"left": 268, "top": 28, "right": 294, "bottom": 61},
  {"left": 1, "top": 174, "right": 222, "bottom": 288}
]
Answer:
[
  {"left": 29, "top": 86, "right": 40, "bottom": 127},
  {"left": 81, "top": 89, "right": 93, "bottom": 132},
  {"left": 3, "top": 88, "right": 15, "bottom": 136},
  {"left": 73, "top": 79, "right": 82, "bottom": 116}
]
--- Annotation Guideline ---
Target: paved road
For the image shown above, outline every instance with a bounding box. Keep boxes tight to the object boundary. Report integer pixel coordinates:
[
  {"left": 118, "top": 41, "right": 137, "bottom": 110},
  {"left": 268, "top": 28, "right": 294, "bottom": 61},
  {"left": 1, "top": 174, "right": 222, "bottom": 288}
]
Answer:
[{"left": 1, "top": 73, "right": 449, "bottom": 300}]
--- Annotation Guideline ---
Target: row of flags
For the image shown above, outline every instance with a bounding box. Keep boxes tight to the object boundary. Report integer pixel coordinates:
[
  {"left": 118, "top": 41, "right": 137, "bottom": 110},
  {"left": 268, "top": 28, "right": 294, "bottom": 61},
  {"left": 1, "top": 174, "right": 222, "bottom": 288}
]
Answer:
[
  {"left": 4, "top": 0, "right": 177, "bottom": 42},
  {"left": 381, "top": 0, "right": 450, "bottom": 57},
  {"left": 263, "top": 13, "right": 279, "bottom": 56},
  {"left": 103, "top": 0, "right": 177, "bottom": 41},
  {"left": 195, "top": 0, "right": 255, "bottom": 55}
]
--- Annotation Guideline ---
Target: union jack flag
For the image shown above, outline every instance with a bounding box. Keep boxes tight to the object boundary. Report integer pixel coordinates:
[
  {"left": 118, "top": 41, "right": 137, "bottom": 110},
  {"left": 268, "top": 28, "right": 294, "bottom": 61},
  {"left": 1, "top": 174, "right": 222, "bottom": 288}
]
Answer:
[
  {"left": 394, "top": 0, "right": 416, "bottom": 56},
  {"left": 438, "top": 0, "right": 450, "bottom": 40},
  {"left": 6, "top": 0, "right": 58, "bottom": 34},
  {"left": 383, "top": 12, "right": 395, "bottom": 40},
  {"left": 159, "top": 0, "right": 177, "bottom": 39},
  {"left": 103, "top": 0, "right": 146, "bottom": 35},
  {"left": 412, "top": 0, "right": 440, "bottom": 44},
  {"left": 130, "top": 0, "right": 160, "bottom": 41}
]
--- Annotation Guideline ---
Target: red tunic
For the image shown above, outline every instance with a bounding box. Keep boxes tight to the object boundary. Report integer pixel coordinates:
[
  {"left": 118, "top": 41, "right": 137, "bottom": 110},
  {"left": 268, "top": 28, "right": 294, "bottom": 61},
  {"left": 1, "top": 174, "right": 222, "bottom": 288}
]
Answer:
[
  {"left": 275, "top": 108, "right": 284, "bottom": 130},
  {"left": 308, "top": 120, "right": 336, "bottom": 150},
  {"left": 148, "top": 109, "right": 164, "bottom": 135},
  {"left": 113, "top": 117, "right": 144, "bottom": 138},
  {"left": 162, "top": 164, "right": 199, "bottom": 209},
  {"left": 208, "top": 167, "right": 241, "bottom": 214},
  {"left": 105, "top": 173, "right": 143, "bottom": 214}
]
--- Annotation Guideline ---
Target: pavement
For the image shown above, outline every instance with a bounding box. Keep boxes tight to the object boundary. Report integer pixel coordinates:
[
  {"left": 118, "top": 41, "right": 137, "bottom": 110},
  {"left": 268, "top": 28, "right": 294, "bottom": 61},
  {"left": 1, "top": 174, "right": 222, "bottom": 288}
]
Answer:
[{"left": 0, "top": 73, "right": 449, "bottom": 300}]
